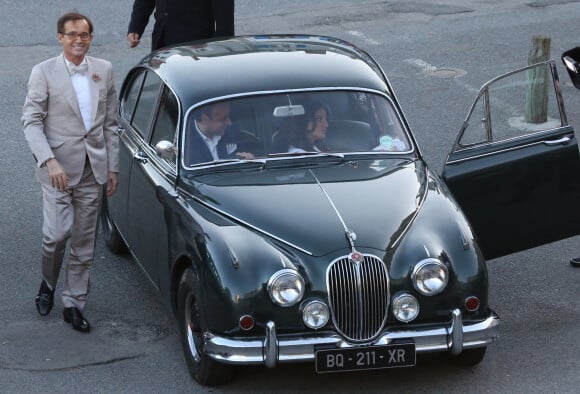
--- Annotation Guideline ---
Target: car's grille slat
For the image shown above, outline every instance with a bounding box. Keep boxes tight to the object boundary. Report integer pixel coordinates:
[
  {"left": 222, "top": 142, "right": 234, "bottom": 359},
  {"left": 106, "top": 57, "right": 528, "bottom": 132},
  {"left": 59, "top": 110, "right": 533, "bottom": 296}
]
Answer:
[{"left": 327, "top": 254, "right": 389, "bottom": 342}]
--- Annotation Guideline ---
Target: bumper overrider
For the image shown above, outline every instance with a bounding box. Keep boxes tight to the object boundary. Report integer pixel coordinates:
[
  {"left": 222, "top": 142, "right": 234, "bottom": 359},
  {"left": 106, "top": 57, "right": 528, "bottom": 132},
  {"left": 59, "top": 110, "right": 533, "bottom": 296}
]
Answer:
[{"left": 203, "top": 309, "right": 500, "bottom": 367}]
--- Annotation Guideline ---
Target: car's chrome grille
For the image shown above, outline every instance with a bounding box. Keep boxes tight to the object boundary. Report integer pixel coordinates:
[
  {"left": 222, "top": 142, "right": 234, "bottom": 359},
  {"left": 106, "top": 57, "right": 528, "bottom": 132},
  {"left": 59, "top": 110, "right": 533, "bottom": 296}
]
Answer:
[{"left": 327, "top": 254, "right": 389, "bottom": 342}]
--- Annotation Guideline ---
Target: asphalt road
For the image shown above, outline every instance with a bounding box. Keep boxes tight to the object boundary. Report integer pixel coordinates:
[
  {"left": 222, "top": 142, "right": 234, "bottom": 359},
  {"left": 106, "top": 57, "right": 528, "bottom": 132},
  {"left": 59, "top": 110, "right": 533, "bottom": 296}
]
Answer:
[{"left": 1, "top": 1, "right": 579, "bottom": 393}]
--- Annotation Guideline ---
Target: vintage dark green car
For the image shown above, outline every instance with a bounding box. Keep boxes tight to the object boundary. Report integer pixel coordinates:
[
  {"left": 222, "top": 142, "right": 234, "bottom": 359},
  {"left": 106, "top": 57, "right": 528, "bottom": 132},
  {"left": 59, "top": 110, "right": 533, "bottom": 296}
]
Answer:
[{"left": 101, "top": 35, "right": 580, "bottom": 385}]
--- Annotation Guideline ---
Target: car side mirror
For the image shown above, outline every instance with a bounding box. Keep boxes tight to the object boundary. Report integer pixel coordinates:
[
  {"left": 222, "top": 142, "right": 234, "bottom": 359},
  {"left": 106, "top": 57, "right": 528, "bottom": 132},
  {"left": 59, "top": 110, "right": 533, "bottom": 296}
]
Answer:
[
  {"left": 155, "top": 140, "right": 177, "bottom": 161},
  {"left": 562, "top": 47, "right": 580, "bottom": 89}
]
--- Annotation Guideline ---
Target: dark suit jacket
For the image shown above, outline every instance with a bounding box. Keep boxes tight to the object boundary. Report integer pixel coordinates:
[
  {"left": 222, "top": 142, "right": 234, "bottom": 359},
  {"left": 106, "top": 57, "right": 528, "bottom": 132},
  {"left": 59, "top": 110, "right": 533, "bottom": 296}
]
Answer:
[
  {"left": 128, "top": 0, "right": 234, "bottom": 51},
  {"left": 185, "top": 126, "right": 249, "bottom": 165}
]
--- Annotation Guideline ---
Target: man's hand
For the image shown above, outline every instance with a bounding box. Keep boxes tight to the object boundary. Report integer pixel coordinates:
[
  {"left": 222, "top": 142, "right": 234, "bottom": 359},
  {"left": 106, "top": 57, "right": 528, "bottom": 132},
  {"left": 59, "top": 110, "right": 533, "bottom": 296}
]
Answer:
[
  {"left": 106, "top": 172, "right": 119, "bottom": 196},
  {"left": 127, "top": 33, "right": 141, "bottom": 48},
  {"left": 235, "top": 152, "right": 255, "bottom": 160},
  {"left": 46, "top": 158, "right": 69, "bottom": 191}
]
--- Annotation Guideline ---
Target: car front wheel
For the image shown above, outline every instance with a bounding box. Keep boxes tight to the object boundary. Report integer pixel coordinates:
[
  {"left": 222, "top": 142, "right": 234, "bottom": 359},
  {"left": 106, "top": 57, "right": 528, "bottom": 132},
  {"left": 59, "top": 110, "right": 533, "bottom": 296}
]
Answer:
[{"left": 177, "top": 268, "right": 233, "bottom": 386}]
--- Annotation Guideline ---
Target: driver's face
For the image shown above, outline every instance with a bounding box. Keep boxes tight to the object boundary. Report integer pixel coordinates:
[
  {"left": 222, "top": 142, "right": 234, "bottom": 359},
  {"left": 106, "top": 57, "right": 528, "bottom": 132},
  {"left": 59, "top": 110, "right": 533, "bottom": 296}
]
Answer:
[{"left": 202, "top": 103, "right": 232, "bottom": 137}]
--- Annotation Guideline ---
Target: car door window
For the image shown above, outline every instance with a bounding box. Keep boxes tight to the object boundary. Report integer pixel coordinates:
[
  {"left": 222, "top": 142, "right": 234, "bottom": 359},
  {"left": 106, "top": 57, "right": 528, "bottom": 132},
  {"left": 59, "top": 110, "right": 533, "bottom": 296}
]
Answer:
[
  {"left": 131, "top": 72, "right": 163, "bottom": 139},
  {"left": 120, "top": 71, "right": 145, "bottom": 123},
  {"left": 457, "top": 62, "right": 565, "bottom": 148}
]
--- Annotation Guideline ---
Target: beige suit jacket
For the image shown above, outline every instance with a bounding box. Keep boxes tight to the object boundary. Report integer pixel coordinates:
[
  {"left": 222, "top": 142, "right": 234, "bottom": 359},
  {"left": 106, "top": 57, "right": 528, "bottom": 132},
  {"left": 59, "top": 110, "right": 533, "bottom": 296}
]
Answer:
[{"left": 22, "top": 53, "right": 119, "bottom": 186}]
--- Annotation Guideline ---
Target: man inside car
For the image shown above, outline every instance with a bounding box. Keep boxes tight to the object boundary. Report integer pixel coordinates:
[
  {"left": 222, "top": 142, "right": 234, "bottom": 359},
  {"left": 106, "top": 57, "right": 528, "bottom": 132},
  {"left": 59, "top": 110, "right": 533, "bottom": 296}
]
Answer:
[{"left": 186, "top": 101, "right": 255, "bottom": 165}]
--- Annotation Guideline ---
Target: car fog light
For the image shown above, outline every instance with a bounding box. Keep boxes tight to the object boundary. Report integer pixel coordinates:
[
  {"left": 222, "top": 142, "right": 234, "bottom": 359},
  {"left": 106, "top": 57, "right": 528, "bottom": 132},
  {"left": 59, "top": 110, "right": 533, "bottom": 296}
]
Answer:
[
  {"left": 239, "top": 315, "right": 255, "bottom": 330},
  {"left": 465, "top": 296, "right": 480, "bottom": 311},
  {"left": 412, "top": 258, "right": 449, "bottom": 296},
  {"left": 268, "top": 269, "right": 305, "bottom": 307},
  {"left": 392, "top": 293, "right": 419, "bottom": 323},
  {"left": 302, "top": 300, "right": 329, "bottom": 329}
]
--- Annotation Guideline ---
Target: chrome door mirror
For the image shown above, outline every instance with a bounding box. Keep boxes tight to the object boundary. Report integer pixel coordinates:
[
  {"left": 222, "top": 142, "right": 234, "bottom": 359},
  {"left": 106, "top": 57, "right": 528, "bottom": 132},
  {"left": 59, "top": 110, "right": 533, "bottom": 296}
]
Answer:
[
  {"left": 155, "top": 140, "right": 176, "bottom": 161},
  {"left": 562, "top": 47, "right": 580, "bottom": 89}
]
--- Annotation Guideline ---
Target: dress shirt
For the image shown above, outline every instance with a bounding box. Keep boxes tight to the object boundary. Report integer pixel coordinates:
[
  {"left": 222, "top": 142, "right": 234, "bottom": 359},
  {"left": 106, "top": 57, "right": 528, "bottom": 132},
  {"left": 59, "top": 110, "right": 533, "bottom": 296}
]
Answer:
[
  {"left": 65, "top": 58, "right": 92, "bottom": 132},
  {"left": 195, "top": 122, "right": 221, "bottom": 161}
]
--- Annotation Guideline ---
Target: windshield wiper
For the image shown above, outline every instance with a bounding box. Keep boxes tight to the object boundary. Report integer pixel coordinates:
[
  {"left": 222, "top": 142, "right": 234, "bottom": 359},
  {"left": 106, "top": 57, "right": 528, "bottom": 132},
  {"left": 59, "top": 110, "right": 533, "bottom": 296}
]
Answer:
[
  {"left": 186, "top": 152, "right": 351, "bottom": 173},
  {"left": 266, "top": 152, "right": 345, "bottom": 159},
  {"left": 186, "top": 158, "right": 267, "bottom": 173},
  {"left": 264, "top": 152, "right": 347, "bottom": 169}
]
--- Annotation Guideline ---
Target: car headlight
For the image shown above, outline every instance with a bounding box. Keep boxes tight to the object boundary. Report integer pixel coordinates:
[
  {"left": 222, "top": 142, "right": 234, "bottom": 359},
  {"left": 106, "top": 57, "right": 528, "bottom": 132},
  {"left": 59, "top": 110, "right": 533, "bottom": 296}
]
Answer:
[
  {"left": 392, "top": 293, "right": 419, "bottom": 323},
  {"left": 412, "top": 258, "right": 449, "bottom": 296},
  {"left": 268, "top": 269, "right": 305, "bottom": 307},
  {"left": 302, "top": 300, "right": 329, "bottom": 329}
]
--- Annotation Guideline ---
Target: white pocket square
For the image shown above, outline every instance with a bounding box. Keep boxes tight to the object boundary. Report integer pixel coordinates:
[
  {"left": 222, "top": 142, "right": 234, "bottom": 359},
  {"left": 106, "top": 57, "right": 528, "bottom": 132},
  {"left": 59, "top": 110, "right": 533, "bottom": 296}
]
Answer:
[{"left": 226, "top": 143, "right": 237, "bottom": 155}]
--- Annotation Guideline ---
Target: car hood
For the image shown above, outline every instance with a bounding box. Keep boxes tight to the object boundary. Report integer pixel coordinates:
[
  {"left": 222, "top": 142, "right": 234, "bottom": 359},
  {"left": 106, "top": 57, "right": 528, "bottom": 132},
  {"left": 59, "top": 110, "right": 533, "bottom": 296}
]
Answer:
[{"left": 183, "top": 158, "right": 427, "bottom": 256}]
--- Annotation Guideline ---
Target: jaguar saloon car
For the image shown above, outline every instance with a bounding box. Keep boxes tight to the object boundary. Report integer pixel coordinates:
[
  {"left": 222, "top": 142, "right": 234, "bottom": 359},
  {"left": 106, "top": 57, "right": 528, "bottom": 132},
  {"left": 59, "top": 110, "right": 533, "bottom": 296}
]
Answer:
[{"left": 101, "top": 35, "right": 580, "bottom": 385}]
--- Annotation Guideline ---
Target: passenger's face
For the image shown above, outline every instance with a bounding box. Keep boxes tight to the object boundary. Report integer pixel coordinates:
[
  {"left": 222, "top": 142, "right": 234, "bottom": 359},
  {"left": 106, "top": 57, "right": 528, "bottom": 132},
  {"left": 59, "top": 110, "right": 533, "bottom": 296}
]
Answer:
[
  {"left": 57, "top": 19, "right": 92, "bottom": 64},
  {"left": 202, "top": 103, "right": 232, "bottom": 137},
  {"left": 308, "top": 108, "right": 328, "bottom": 142}
]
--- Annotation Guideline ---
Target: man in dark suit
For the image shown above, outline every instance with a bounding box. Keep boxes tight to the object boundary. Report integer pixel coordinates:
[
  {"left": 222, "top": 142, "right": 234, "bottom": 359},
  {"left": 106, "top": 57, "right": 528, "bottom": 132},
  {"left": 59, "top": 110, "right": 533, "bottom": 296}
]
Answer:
[
  {"left": 186, "top": 101, "right": 255, "bottom": 165},
  {"left": 22, "top": 12, "right": 119, "bottom": 332},
  {"left": 127, "top": 0, "right": 235, "bottom": 51}
]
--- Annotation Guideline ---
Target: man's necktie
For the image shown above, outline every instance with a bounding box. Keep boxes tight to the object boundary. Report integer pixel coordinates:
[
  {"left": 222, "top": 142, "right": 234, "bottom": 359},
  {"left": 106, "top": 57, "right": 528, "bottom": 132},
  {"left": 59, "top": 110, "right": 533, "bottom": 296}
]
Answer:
[{"left": 70, "top": 63, "right": 88, "bottom": 76}]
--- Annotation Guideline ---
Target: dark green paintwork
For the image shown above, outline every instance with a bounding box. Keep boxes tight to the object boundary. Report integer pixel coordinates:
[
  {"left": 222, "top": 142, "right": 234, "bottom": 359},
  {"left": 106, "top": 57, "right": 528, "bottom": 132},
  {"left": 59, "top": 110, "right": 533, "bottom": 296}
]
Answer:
[
  {"left": 167, "top": 157, "right": 488, "bottom": 333},
  {"left": 108, "top": 35, "right": 580, "bottom": 342}
]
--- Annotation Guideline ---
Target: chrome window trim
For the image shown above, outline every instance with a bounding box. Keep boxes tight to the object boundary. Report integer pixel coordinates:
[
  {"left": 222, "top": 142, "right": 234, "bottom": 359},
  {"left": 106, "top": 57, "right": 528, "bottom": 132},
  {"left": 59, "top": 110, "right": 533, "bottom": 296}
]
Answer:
[
  {"left": 446, "top": 129, "right": 572, "bottom": 166},
  {"left": 451, "top": 60, "right": 567, "bottom": 152}
]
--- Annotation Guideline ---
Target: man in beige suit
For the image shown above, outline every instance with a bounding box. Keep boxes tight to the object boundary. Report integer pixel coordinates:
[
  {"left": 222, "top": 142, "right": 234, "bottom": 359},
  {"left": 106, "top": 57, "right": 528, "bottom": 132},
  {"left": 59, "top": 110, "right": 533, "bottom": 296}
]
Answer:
[{"left": 22, "top": 12, "right": 119, "bottom": 333}]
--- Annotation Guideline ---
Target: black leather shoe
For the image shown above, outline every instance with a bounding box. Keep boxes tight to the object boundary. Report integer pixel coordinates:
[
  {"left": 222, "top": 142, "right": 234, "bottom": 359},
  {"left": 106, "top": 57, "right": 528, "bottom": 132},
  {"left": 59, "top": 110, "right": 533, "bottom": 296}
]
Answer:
[
  {"left": 570, "top": 257, "right": 580, "bottom": 267},
  {"left": 63, "top": 307, "right": 90, "bottom": 333},
  {"left": 35, "top": 280, "right": 54, "bottom": 316}
]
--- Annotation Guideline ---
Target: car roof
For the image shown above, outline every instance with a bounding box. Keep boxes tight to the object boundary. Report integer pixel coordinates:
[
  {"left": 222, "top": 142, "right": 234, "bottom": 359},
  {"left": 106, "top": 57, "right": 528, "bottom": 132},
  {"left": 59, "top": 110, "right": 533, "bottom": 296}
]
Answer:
[{"left": 133, "top": 35, "right": 393, "bottom": 107}]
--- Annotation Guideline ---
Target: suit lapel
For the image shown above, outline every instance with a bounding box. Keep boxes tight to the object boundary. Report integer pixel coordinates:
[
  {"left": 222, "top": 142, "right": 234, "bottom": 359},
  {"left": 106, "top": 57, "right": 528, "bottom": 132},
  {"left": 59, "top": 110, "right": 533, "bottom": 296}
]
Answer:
[
  {"left": 87, "top": 57, "right": 100, "bottom": 131},
  {"left": 218, "top": 133, "right": 237, "bottom": 159},
  {"left": 55, "top": 54, "right": 83, "bottom": 121},
  {"left": 187, "top": 127, "right": 213, "bottom": 164},
  {"left": 217, "top": 141, "right": 227, "bottom": 159}
]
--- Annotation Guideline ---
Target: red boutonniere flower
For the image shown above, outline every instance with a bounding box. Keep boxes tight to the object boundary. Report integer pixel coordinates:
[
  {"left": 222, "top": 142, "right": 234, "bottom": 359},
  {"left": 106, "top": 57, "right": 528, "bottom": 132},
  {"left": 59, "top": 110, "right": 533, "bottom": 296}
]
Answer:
[{"left": 92, "top": 73, "right": 101, "bottom": 82}]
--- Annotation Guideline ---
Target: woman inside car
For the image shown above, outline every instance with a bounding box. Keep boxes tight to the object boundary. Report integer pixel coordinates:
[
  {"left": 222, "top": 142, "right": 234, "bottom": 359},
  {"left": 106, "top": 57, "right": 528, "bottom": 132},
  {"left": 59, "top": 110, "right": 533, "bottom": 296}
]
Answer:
[{"left": 288, "top": 101, "right": 329, "bottom": 153}]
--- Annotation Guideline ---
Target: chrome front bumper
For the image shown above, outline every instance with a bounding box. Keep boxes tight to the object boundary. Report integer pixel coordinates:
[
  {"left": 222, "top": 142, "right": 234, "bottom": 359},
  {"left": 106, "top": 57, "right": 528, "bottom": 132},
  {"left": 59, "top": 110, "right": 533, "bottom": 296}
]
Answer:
[{"left": 204, "top": 309, "right": 500, "bottom": 367}]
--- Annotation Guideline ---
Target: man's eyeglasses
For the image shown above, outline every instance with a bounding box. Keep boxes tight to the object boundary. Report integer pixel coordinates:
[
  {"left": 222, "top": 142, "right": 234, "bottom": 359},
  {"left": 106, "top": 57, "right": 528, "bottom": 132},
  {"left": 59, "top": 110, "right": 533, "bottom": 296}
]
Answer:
[{"left": 61, "top": 32, "right": 91, "bottom": 40}]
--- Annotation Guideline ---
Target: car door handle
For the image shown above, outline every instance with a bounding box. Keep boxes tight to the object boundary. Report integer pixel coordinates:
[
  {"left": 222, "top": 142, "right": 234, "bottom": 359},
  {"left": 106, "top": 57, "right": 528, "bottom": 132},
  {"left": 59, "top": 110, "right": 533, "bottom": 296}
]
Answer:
[
  {"left": 544, "top": 136, "right": 571, "bottom": 146},
  {"left": 134, "top": 151, "right": 148, "bottom": 164}
]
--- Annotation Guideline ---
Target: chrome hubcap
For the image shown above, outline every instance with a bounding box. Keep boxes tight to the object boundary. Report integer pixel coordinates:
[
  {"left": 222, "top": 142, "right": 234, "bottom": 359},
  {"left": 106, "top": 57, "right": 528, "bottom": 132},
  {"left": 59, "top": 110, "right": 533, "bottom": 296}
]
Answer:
[{"left": 184, "top": 293, "right": 201, "bottom": 363}]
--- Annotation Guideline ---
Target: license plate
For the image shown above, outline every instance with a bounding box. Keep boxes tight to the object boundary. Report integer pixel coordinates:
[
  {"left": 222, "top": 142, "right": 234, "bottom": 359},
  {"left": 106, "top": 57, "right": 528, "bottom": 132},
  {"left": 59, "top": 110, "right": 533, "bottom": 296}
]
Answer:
[{"left": 315, "top": 343, "right": 416, "bottom": 373}]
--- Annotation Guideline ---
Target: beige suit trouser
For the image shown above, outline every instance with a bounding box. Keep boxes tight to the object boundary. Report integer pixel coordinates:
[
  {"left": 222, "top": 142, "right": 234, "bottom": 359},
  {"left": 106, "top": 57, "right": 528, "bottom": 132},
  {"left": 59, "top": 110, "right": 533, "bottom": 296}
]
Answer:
[{"left": 40, "top": 160, "right": 102, "bottom": 310}]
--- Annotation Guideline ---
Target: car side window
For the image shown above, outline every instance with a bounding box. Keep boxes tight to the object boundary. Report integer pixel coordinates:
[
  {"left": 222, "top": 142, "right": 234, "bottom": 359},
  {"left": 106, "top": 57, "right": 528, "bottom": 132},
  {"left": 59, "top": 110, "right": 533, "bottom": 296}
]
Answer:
[
  {"left": 150, "top": 87, "right": 179, "bottom": 165},
  {"left": 120, "top": 71, "right": 145, "bottom": 123},
  {"left": 458, "top": 62, "right": 564, "bottom": 147},
  {"left": 131, "top": 72, "right": 163, "bottom": 139}
]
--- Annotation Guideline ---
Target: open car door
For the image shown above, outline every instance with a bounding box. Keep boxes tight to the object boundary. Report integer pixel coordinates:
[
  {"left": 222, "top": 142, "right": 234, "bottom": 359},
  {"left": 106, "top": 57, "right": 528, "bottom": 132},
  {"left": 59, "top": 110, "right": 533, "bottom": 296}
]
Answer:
[{"left": 442, "top": 60, "right": 580, "bottom": 260}]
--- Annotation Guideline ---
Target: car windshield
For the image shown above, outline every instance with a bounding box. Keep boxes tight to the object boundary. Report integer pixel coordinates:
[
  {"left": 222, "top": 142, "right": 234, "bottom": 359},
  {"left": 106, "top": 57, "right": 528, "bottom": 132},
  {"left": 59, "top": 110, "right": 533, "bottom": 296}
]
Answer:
[{"left": 182, "top": 90, "right": 412, "bottom": 168}]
